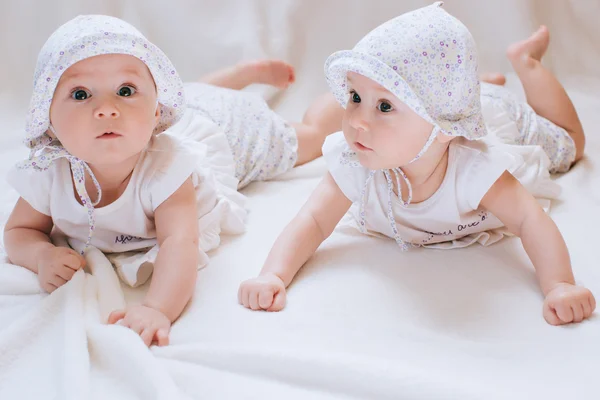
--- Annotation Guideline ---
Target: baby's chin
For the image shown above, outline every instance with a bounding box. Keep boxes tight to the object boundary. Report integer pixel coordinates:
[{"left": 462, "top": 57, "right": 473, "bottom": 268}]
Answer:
[
  {"left": 80, "top": 148, "right": 144, "bottom": 168},
  {"left": 356, "top": 153, "right": 408, "bottom": 171}
]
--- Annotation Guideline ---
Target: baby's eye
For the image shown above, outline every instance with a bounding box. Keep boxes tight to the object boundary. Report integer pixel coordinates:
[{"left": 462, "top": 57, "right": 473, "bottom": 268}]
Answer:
[
  {"left": 117, "top": 85, "right": 136, "bottom": 97},
  {"left": 378, "top": 102, "right": 393, "bottom": 113},
  {"left": 350, "top": 90, "right": 361, "bottom": 103},
  {"left": 71, "top": 89, "right": 90, "bottom": 101}
]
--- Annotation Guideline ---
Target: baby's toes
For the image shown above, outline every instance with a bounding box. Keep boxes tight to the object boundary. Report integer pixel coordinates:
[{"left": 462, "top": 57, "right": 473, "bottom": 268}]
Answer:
[{"left": 287, "top": 65, "right": 296, "bottom": 84}]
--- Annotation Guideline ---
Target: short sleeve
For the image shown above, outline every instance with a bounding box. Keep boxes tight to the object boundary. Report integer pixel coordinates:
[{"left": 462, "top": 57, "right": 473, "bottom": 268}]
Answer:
[
  {"left": 322, "top": 131, "right": 370, "bottom": 203},
  {"left": 6, "top": 164, "right": 56, "bottom": 216},
  {"left": 460, "top": 144, "right": 516, "bottom": 210},
  {"left": 144, "top": 135, "right": 199, "bottom": 211}
]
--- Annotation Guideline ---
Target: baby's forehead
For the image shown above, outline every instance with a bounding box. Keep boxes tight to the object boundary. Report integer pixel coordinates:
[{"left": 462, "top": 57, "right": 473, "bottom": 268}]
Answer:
[
  {"left": 347, "top": 72, "right": 394, "bottom": 95},
  {"left": 60, "top": 54, "right": 153, "bottom": 82}
]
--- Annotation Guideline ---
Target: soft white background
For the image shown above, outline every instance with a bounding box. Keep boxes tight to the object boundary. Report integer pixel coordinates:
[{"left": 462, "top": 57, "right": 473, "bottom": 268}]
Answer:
[{"left": 0, "top": 1, "right": 599, "bottom": 399}]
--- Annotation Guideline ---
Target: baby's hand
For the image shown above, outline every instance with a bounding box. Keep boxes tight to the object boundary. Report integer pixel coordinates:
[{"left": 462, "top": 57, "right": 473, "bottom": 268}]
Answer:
[
  {"left": 108, "top": 305, "right": 171, "bottom": 346},
  {"left": 238, "top": 274, "right": 286, "bottom": 311},
  {"left": 37, "top": 246, "right": 86, "bottom": 293},
  {"left": 543, "top": 283, "right": 596, "bottom": 325}
]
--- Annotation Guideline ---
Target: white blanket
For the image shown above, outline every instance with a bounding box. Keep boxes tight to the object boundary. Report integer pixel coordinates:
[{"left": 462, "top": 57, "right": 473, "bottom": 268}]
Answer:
[
  {"left": 0, "top": 241, "right": 190, "bottom": 399},
  {"left": 1, "top": 1, "right": 600, "bottom": 398}
]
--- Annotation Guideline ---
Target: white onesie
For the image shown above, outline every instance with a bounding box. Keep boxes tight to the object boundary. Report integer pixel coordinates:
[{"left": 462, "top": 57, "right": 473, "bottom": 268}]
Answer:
[
  {"left": 323, "top": 131, "right": 561, "bottom": 249},
  {"left": 8, "top": 109, "right": 247, "bottom": 285}
]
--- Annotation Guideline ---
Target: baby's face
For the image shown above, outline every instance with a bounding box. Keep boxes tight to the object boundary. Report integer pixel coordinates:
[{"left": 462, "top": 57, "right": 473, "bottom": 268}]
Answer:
[
  {"left": 49, "top": 54, "right": 159, "bottom": 167},
  {"left": 342, "top": 72, "right": 434, "bottom": 170}
]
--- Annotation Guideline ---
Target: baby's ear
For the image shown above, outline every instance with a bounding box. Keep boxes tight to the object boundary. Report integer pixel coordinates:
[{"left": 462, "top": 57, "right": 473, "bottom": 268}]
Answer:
[
  {"left": 46, "top": 124, "right": 56, "bottom": 139},
  {"left": 154, "top": 103, "right": 161, "bottom": 122},
  {"left": 436, "top": 132, "right": 456, "bottom": 143}
]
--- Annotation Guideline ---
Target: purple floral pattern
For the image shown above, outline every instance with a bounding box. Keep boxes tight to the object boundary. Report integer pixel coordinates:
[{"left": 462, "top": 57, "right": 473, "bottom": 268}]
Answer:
[{"left": 324, "top": 2, "right": 485, "bottom": 141}]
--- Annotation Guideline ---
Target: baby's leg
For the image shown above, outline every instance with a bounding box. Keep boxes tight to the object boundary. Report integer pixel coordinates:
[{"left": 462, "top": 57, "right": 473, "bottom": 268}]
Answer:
[
  {"left": 480, "top": 72, "right": 506, "bottom": 86},
  {"left": 199, "top": 60, "right": 295, "bottom": 90},
  {"left": 507, "top": 26, "right": 585, "bottom": 161},
  {"left": 293, "top": 93, "right": 345, "bottom": 166}
]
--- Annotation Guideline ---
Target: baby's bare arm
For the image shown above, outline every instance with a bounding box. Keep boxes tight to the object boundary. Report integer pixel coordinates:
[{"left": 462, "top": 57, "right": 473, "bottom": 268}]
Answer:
[
  {"left": 482, "top": 171, "right": 595, "bottom": 324},
  {"left": 239, "top": 173, "right": 352, "bottom": 311},
  {"left": 260, "top": 173, "right": 352, "bottom": 287},
  {"left": 481, "top": 171, "right": 574, "bottom": 294},
  {"left": 145, "top": 177, "right": 199, "bottom": 322},
  {"left": 4, "top": 198, "right": 55, "bottom": 273}
]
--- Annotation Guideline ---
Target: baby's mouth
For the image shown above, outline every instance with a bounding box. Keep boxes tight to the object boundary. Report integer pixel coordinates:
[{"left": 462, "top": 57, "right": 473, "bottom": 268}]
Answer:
[
  {"left": 354, "top": 141, "right": 373, "bottom": 151},
  {"left": 97, "top": 131, "right": 122, "bottom": 139}
]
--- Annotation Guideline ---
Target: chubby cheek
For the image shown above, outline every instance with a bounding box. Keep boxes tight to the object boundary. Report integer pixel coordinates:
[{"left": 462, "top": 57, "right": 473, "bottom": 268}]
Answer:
[
  {"left": 130, "top": 130, "right": 155, "bottom": 154},
  {"left": 342, "top": 130, "right": 355, "bottom": 149},
  {"left": 51, "top": 122, "right": 94, "bottom": 156},
  {"left": 130, "top": 104, "right": 160, "bottom": 133},
  {"left": 50, "top": 103, "right": 83, "bottom": 134},
  {"left": 367, "top": 128, "right": 397, "bottom": 163},
  {"left": 131, "top": 116, "right": 157, "bottom": 144},
  {"left": 341, "top": 115, "right": 354, "bottom": 141},
  {"left": 59, "top": 133, "right": 96, "bottom": 160}
]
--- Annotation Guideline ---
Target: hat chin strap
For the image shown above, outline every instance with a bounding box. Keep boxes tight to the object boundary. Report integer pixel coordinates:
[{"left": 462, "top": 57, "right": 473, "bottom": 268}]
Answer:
[
  {"left": 25, "top": 123, "right": 104, "bottom": 254},
  {"left": 356, "top": 125, "right": 440, "bottom": 251},
  {"left": 391, "top": 125, "right": 440, "bottom": 206}
]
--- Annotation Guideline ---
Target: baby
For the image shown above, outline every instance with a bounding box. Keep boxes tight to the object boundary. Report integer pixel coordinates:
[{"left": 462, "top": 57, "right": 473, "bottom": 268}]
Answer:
[
  {"left": 3, "top": 15, "right": 342, "bottom": 346},
  {"left": 239, "top": 2, "right": 595, "bottom": 326}
]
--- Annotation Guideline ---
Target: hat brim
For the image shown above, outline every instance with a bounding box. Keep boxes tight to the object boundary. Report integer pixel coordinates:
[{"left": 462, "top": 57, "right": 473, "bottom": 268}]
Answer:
[
  {"left": 324, "top": 50, "right": 436, "bottom": 128},
  {"left": 324, "top": 50, "right": 487, "bottom": 140}
]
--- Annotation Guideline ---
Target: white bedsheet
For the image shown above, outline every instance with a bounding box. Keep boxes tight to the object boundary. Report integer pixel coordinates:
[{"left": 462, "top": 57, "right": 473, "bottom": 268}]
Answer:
[
  {"left": 0, "top": 78, "right": 598, "bottom": 399},
  {"left": 1, "top": 0, "right": 599, "bottom": 398}
]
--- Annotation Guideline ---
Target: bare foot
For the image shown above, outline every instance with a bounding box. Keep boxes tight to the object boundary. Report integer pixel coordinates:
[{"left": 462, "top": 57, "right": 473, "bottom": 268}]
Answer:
[
  {"left": 507, "top": 25, "right": 550, "bottom": 69},
  {"left": 240, "top": 59, "right": 296, "bottom": 89},
  {"left": 479, "top": 72, "right": 506, "bottom": 86}
]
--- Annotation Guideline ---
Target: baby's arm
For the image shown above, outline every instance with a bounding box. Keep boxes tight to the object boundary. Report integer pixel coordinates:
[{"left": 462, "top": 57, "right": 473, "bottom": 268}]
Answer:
[
  {"left": 108, "top": 177, "right": 200, "bottom": 346},
  {"left": 481, "top": 171, "right": 595, "bottom": 325},
  {"left": 238, "top": 173, "right": 352, "bottom": 311},
  {"left": 4, "top": 198, "right": 86, "bottom": 292}
]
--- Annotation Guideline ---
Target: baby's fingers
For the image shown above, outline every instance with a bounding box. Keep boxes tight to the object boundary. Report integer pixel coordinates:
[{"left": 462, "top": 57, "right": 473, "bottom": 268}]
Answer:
[
  {"left": 582, "top": 298, "right": 593, "bottom": 319},
  {"left": 155, "top": 329, "right": 170, "bottom": 346},
  {"left": 238, "top": 285, "right": 251, "bottom": 309},
  {"left": 42, "top": 282, "right": 58, "bottom": 294},
  {"left": 108, "top": 310, "right": 126, "bottom": 324},
  {"left": 64, "top": 251, "right": 86, "bottom": 271},
  {"left": 140, "top": 328, "right": 156, "bottom": 347},
  {"left": 249, "top": 291, "right": 261, "bottom": 310},
  {"left": 48, "top": 274, "right": 67, "bottom": 289},
  {"left": 571, "top": 302, "right": 584, "bottom": 323},
  {"left": 238, "top": 284, "right": 247, "bottom": 306},
  {"left": 258, "top": 289, "right": 275, "bottom": 310},
  {"left": 543, "top": 302, "right": 563, "bottom": 326},
  {"left": 554, "top": 300, "right": 574, "bottom": 323},
  {"left": 267, "top": 290, "right": 286, "bottom": 312},
  {"left": 55, "top": 265, "right": 76, "bottom": 281}
]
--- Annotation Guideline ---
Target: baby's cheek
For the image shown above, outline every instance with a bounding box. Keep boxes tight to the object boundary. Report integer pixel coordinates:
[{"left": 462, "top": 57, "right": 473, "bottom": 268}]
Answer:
[
  {"left": 382, "top": 147, "right": 402, "bottom": 167},
  {"left": 376, "top": 130, "right": 400, "bottom": 152},
  {"left": 341, "top": 125, "right": 355, "bottom": 143},
  {"left": 61, "top": 139, "right": 91, "bottom": 161}
]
